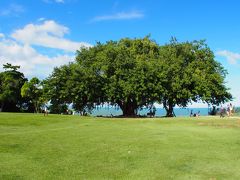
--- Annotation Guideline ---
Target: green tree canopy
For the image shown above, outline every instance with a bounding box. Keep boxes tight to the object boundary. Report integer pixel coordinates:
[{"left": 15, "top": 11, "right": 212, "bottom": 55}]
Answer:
[
  {"left": 0, "top": 63, "right": 27, "bottom": 112},
  {"left": 42, "top": 64, "right": 73, "bottom": 114},
  {"left": 44, "top": 37, "right": 232, "bottom": 117},
  {"left": 21, "top": 77, "right": 44, "bottom": 113},
  {"left": 158, "top": 38, "right": 232, "bottom": 116},
  {"left": 45, "top": 37, "right": 164, "bottom": 116}
]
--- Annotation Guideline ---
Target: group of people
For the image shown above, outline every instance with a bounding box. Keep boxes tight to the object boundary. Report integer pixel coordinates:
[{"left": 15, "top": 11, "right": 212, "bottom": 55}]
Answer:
[
  {"left": 147, "top": 106, "right": 156, "bottom": 117},
  {"left": 220, "top": 103, "right": 233, "bottom": 117},
  {"left": 190, "top": 110, "right": 200, "bottom": 117}
]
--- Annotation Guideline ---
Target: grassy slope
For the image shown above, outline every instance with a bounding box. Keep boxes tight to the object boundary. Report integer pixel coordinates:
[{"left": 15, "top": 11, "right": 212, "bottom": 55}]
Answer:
[{"left": 0, "top": 113, "right": 240, "bottom": 180}]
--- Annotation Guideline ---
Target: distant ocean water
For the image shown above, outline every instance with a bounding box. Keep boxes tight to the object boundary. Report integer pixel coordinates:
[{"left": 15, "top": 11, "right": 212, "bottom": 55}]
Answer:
[{"left": 91, "top": 107, "right": 209, "bottom": 117}]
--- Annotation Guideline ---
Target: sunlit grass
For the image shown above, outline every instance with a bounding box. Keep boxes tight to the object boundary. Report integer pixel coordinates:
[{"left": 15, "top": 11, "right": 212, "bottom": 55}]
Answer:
[{"left": 1, "top": 113, "right": 240, "bottom": 179}]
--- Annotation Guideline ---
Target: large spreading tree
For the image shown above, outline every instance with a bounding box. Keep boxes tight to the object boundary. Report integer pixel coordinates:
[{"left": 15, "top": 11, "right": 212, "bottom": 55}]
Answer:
[
  {"left": 45, "top": 37, "right": 164, "bottom": 116},
  {"left": 44, "top": 37, "right": 232, "bottom": 117}
]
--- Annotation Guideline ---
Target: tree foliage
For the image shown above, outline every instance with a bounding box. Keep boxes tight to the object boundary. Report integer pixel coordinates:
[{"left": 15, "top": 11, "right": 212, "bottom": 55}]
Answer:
[
  {"left": 21, "top": 77, "right": 44, "bottom": 113},
  {"left": 0, "top": 63, "right": 27, "bottom": 112},
  {"left": 42, "top": 64, "right": 73, "bottom": 114},
  {"left": 45, "top": 37, "right": 164, "bottom": 116},
  {"left": 158, "top": 38, "right": 232, "bottom": 116},
  {"left": 44, "top": 37, "right": 232, "bottom": 117}
]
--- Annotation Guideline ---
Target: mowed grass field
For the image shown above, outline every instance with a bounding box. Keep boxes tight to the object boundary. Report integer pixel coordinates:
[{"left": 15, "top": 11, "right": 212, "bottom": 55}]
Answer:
[{"left": 1, "top": 113, "right": 240, "bottom": 179}]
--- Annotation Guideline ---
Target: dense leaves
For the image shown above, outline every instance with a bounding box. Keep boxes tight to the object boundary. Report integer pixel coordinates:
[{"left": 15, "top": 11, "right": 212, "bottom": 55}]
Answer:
[
  {"left": 45, "top": 37, "right": 232, "bottom": 116},
  {"left": 42, "top": 64, "right": 73, "bottom": 114},
  {"left": 1, "top": 37, "right": 232, "bottom": 117},
  {"left": 158, "top": 39, "right": 232, "bottom": 116},
  {"left": 21, "top": 77, "right": 44, "bottom": 113},
  {"left": 0, "top": 63, "right": 27, "bottom": 112},
  {"left": 74, "top": 37, "right": 163, "bottom": 116}
]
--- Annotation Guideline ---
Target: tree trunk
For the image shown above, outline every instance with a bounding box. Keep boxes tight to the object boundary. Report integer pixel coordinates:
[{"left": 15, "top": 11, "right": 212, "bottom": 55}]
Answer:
[
  {"left": 118, "top": 100, "right": 138, "bottom": 117},
  {"left": 166, "top": 106, "right": 174, "bottom": 117},
  {"left": 0, "top": 102, "right": 4, "bottom": 112},
  {"left": 163, "top": 99, "right": 175, "bottom": 117},
  {"left": 34, "top": 101, "right": 38, "bottom": 113},
  {"left": 122, "top": 105, "right": 136, "bottom": 116}
]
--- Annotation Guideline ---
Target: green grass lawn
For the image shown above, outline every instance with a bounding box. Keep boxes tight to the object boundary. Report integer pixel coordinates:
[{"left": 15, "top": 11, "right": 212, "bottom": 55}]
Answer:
[{"left": 1, "top": 113, "right": 240, "bottom": 179}]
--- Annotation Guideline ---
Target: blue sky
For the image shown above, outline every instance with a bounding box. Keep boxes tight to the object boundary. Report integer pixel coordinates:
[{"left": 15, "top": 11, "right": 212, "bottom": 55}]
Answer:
[{"left": 0, "top": 0, "right": 240, "bottom": 107}]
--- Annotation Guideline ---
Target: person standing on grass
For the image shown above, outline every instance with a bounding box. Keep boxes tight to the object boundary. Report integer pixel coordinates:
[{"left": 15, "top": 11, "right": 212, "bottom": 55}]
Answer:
[
  {"left": 226, "top": 105, "right": 230, "bottom": 117},
  {"left": 44, "top": 106, "right": 48, "bottom": 116},
  {"left": 230, "top": 103, "right": 233, "bottom": 116},
  {"left": 152, "top": 106, "right": 156, "bottom": 117},
  {"left": 190, "top": 110, "right": 193, "bottom": 117},
  {"left": 197, "top": 111, "right": 200, "bottom": 117},
  {"left": 220, "top": 105, "right": 225, "bottom": 118}
]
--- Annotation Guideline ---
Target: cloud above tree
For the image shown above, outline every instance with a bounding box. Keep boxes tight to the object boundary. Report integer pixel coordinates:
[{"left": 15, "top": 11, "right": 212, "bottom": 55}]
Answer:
[
  {"left": 0, "top": 20, "right": 91, "bottom": 78},
  {"left": 11, "top": 20, "right": 92, "bottom": 52}
]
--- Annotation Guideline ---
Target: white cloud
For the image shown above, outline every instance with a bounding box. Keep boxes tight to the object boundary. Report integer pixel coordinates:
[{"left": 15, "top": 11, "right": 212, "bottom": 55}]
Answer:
[
  {"left": 11, "top": 20, "right": 92, "bottom": 52},
  {"left": 0, "top": 38, "right": 73, "bottom": 77},
  {"left": 42, "top": 0, "right": 65, "bottom": 3},
  {"left": 216, "top": 50, "right": 240, "bottom": 65},
  {"left": 0, "top": 20, "right": 91, "bottom": 78},
  {"left": 55, "top": 0, "right": 64, "bottom": 3},
  {"left": 91, "top": 10, "right": 144, "bottom": 22},
  {"left": 37, "top": 17, "right": 46, "bottom": 22},
  {"left": 0, "top": 3, "right": 25, "bottom": 16}
]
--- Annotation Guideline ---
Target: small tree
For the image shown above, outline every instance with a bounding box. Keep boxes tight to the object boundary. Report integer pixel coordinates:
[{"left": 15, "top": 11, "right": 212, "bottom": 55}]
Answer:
[
  {"left": 0, "top": 63, "right": 27, "bottom": 112},
  {"left": 21, "top": 77, "right": 44, "bottom": 113}
]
